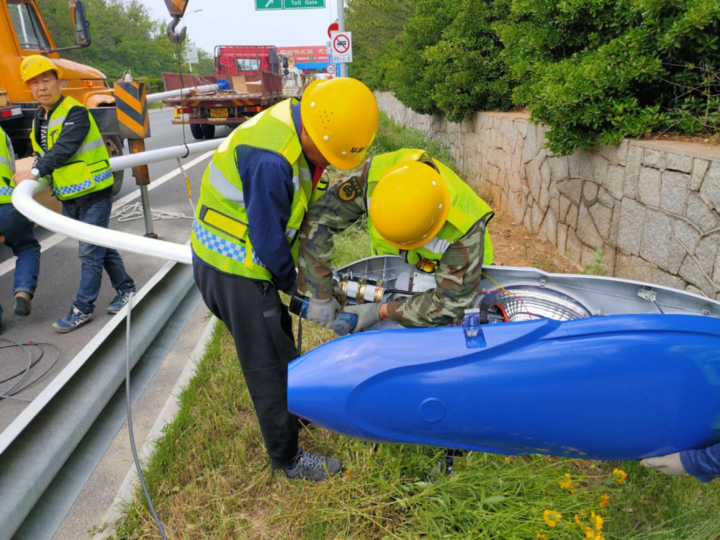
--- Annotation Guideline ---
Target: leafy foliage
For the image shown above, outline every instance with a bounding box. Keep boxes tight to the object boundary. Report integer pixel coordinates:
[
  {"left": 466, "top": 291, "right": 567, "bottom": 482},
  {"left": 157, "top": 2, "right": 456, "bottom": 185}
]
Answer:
[
  {"left": 38, "top": 0, "right": 215, "bottom": 81},
  {"left": 351, "top": 0, "right": 720, "bottom": 153}
]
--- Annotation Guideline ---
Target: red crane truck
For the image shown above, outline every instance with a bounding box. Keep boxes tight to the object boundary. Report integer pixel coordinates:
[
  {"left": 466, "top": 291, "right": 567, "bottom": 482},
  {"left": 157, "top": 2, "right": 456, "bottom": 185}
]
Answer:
[{"left": 163, "top": 45, "right": 286, "bottom": 139}]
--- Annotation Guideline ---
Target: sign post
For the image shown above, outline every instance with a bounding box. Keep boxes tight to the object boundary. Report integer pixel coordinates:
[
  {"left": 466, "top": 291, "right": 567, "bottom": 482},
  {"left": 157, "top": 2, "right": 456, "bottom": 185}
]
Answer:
[{"left": 330, "top": 31, "right": 352, "bottom": 77}]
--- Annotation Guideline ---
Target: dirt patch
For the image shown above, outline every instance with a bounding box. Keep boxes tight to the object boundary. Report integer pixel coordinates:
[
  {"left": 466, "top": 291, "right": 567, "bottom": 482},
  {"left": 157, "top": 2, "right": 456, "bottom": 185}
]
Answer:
[{"left": 489, "top": 211, "right": 577, "bottom": 274}]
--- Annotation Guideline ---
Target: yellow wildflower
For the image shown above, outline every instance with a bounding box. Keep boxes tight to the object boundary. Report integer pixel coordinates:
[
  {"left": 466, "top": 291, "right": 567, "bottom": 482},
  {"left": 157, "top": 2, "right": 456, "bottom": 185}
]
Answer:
[
  {"left": 613, "top": 468, "right": 628, "bottom": 484},
  {"left": 595, "top": 534, "right": 606, "bottom": 540},
  {"left": 543, "top": 510, "right": 562, "bottom": 528},
  {"left": 504, "top": 456, "right": 513, "bottom": 465},
  {"left": 558, "top": 473, "right": 573, "bottom": 490},
  {"left": 591, "top": 511, "right": 604, "bottom": 531},
  {"left": 536, "top": 534, "right": 548, "bottom": 540},
  {"left": 346, "top": 470, "right": 354, "bottom": 478},
  {"left": 585, "top": 527, "right": 596, "bottom": 538},
  {"left": 574, "top": 514, "right": 584, "bottom": 527},
  {"left": 599, "top": 493, "right": 610, "bottom": 508}
]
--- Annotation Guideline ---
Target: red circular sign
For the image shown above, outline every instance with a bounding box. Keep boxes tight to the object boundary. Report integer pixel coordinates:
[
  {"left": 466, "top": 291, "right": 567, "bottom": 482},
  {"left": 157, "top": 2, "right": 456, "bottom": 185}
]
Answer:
[
  {"left": 333, "top": 34, "right": 350, "bottom": 54},
  {"left": 326, "top": 64, "right": 336, "bottom": 75},
  {"left": 327, "top": 22, "right": 339, "bottom": 39}
]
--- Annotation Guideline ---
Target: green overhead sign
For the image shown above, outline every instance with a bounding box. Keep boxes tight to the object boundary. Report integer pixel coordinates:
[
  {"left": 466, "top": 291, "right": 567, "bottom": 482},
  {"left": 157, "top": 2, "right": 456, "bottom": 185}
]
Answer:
[{"left": 255, "top": 0, "right": 325, "bottom": 10}]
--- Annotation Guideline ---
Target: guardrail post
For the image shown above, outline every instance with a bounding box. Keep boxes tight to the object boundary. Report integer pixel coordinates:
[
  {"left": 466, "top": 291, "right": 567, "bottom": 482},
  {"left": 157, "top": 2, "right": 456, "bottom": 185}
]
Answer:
[{"left": 114, "top": 80, "right": 157, "bottom": 239}]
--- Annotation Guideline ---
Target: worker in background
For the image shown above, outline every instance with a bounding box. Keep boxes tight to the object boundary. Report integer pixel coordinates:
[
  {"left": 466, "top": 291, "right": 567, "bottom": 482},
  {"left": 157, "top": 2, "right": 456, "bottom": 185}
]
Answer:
[
  {"left": 641, "top": 444, "right": 720, "bottom": 483},
  {"left": 297, "top": 149, "right": 493, "bottom": 475},
  {"left": 12, "top": 56, "right": 135, "bottom": 333},
  {"left": 191, "top": 78, "right": 379, "bottom": 482},
  {"left": 0, "top": 124, "right": 40, "bottom": 333}
]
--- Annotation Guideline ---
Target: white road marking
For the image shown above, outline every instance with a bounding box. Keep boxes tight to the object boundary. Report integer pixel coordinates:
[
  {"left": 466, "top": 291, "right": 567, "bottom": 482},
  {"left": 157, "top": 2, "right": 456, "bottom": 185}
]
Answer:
[{"left": 0, "top": 150, "right": 213, "bottom": 279}]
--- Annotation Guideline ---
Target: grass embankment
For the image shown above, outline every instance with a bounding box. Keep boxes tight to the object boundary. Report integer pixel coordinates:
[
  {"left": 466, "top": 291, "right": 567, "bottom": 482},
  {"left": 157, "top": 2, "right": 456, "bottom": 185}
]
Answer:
[{"left": 110, "top": 115, "right": 720, "bottom": 540}]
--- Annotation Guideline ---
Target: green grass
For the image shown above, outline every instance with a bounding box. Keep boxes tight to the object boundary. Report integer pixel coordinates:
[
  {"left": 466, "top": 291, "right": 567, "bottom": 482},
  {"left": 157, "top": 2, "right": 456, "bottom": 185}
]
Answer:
[{"left": 107, "top": 114, "right": 720, "bottom": 540}]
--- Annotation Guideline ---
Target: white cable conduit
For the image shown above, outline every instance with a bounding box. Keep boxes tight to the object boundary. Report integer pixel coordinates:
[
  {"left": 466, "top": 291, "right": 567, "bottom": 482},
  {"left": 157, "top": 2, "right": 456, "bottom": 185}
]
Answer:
[{"left": 11, "top": 140, "right": 226, "bottom": 265}]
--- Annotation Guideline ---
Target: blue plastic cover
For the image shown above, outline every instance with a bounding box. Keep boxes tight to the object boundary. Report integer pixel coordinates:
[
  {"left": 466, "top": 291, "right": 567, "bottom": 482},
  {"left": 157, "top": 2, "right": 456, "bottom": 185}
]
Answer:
[
  {"left": 288, "top": 314, "right": 720, "bottom": 460},
  {"left": 216, "top": 79, "right": 231, "bottom": 91}
]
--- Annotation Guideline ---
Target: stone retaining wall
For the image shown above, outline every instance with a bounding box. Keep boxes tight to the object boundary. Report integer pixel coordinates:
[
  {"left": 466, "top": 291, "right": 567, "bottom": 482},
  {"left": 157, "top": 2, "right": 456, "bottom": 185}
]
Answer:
[{"left": 376, "top": 92, "right": 720, "bottom": 300}]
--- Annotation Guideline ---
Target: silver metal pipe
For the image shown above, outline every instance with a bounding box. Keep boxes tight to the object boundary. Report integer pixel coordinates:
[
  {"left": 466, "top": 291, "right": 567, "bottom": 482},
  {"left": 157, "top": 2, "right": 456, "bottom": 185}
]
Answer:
[
  {"left": 109, "top": 138, "right": 223, "bottom": 171},
  {"left": 146, "top": 83, "right": 220, "bottom": 103},
  {"left": 337, "top": 0, "right": 347, "bottom": 77}
]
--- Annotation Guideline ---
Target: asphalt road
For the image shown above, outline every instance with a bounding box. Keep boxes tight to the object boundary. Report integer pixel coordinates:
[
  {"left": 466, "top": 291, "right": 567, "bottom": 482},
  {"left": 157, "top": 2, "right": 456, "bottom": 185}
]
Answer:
[{"left": 0, "top": 111, "right": 231, "bottom": 432}]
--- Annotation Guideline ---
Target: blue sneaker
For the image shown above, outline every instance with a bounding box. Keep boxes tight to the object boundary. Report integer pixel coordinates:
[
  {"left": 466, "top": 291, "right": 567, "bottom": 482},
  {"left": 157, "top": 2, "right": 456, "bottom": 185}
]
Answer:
[
  {"left": 107, "top": 291, "right": 135, "bottom": 314},
  {"left": 53, "top": 307, "right": 94, "bottom": 333}
]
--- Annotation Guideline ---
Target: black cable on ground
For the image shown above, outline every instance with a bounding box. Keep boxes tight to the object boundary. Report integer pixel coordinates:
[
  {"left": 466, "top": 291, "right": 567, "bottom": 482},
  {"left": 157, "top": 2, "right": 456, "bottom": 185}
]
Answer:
[
  {"left": 124, "top": 293, "right": 168, "bottom": 540},
  {"left": 0, "top": 340, "right": 62, "bottom": 402}
]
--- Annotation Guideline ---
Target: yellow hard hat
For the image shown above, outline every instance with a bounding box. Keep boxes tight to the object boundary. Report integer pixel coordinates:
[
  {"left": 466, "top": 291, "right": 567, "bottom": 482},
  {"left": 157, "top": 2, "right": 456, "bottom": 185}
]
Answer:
[
  {"left": 370, "top": 161, "right": 450, "bottom": 250},
  {"left": 20, "top": 55, "right": 63, "bottom": 84},
  {"left": 301, "top": 78, "right": 379, "bottom": 170}
]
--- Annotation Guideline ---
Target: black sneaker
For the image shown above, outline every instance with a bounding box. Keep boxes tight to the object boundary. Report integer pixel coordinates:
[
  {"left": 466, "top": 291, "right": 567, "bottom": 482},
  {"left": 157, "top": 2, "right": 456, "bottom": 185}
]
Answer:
[
  {"left": 14, "top": 292, "right": 31, "bottom": 317},
  {"left": 283, "top": 449, "right": 342, "bottom": 482}
]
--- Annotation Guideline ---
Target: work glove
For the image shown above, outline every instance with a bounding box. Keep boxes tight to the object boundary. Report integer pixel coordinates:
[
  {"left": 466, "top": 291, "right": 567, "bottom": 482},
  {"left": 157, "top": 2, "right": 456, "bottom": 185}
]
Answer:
[
  {"left": 640, "top": 453, "right": 687, "bottom": 476},
  {"left": 342, "top": 303, "right": 382, "bottom": 333},
  {"left": 306, "top": 297, "right": 341, "bottom": 329}
]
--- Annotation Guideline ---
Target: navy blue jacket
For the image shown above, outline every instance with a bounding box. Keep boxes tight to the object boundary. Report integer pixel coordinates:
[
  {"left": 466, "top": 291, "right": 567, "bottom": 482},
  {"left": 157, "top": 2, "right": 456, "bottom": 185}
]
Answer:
[
  {"left": 682, "top": 443, "right": 720, "bottom": 483},
  {"left": 196, "top": 103, "right": 316, "bottom": 292}
]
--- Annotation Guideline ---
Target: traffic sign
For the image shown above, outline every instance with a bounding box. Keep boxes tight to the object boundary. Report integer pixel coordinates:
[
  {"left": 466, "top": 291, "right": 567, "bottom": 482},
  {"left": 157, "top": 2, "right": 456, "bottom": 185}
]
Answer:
[
  {"left": 330, "top": 31, "right": 352, "bottom": 63},
  {"left": 326, "top": 64, "right": 336, "bottom": 75},
  {"left": 255, "top": 0, "right": 325, "bottom": 9},
  {"left": 327, "top": 21, "right": 339, "bottom": 38}
]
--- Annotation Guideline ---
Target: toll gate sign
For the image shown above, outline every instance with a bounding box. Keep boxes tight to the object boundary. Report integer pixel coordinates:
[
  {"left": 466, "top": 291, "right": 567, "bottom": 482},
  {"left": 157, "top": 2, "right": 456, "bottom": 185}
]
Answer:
[{"left": 330, "top": 31, "right": 353, "bottom": 63}]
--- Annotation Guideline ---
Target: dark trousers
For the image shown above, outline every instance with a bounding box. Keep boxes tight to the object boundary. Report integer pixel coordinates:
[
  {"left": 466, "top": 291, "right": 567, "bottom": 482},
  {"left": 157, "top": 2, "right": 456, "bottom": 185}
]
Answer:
[
  {"left": 193, "top": 260, "right": 299, "bottom": 469},
  {"left": 62, "top": 196, "right": 135, "bottom": 314}
]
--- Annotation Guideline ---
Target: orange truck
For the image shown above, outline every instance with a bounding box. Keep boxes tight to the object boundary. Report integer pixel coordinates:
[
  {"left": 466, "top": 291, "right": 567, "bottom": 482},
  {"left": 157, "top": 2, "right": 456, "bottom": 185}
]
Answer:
[{"left": 0, "top": 0, "right": 124, "bottom": 189}]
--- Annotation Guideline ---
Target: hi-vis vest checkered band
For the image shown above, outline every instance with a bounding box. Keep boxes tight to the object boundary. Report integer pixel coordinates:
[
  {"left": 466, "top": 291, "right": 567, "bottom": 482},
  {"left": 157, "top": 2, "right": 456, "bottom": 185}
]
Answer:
[
  {"left": 367, "top": 149, "right": 494, "bottom": 267},
  {"left": 31, "top": 96, "right": 113, "bottom": 201},
  {"left": 191, "top": 99, "right": 324, "bottom": 282},
  {"left": 0, "top": 128, "right": 15, "bottom": 205}
]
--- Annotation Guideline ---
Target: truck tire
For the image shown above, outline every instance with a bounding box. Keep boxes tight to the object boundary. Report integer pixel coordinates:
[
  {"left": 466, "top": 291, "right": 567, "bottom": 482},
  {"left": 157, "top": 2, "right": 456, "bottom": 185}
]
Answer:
[
  {"left": 104, "top": 136, "right": 125, "bottom": 197},
  {"left": 190, "top": 124, "right": 204, "bottom": 140},
  {"left": 200, "top": 124, "right": 216, "bottom": 139}
]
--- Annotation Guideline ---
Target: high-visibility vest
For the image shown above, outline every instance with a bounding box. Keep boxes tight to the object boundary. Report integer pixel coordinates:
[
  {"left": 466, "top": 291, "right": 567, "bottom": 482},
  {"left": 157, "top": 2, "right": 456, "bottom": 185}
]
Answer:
[
  {"left": 0, "top": 127, "right": 15, "bottom": 205},
  {"left": 31, "top": 96, "right": 113, "bottom": 201},
  {"left": 367, "top": 149, "right": 494, "bottom": 269},
  {"left": 191, "top": 98, "right": 326, "bottom": 282}
]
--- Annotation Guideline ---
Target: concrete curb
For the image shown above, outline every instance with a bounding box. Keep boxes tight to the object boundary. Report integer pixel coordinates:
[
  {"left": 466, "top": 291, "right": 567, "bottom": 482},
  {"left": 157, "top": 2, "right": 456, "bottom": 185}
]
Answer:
[{"left": 93, "top": 316, "right": 219, "bottom": 539}]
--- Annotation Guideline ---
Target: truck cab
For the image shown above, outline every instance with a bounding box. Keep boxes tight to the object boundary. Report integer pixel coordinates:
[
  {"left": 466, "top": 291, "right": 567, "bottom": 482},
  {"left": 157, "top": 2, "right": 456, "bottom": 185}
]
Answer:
[
  {"left": 0, "top": 0, "right": 120, "bottom": 158},
  {"left": 214, "top": 45, "right": 281, "bottom": 79}
]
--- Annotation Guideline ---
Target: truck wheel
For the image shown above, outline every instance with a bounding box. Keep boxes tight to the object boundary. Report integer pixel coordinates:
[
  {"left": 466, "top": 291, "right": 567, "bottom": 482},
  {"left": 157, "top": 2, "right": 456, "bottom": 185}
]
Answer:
[
  {"left": 200, "top": 124, "right": 216, "bottom": 139},
  {"left": 104, "top": 136, "right": 125, "bottom": 197},
  {"left": 190, "top": 124, "right": 204, "bottom": 140}
]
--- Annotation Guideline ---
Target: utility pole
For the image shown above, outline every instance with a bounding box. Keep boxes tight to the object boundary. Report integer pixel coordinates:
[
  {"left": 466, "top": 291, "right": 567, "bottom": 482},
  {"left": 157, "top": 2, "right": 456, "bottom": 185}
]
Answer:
[{"left": 337, "top": 0, "right": 346, "bottom": 77}]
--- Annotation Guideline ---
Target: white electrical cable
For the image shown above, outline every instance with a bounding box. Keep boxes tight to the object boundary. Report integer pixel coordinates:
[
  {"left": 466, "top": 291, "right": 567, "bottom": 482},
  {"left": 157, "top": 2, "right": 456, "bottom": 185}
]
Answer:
[{"left": 111, "top": 202, "right": 192, "bottom": 223}]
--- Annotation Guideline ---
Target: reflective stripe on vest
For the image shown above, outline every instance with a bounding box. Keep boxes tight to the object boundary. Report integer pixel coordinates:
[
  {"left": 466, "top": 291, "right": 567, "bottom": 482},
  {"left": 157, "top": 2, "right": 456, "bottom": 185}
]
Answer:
[
  {"left": 366, "top": 149, "right": 494, "bottom": 266},
  {"left": 0, "top": 129, "right": 15, "bottom": 204},
  {"left": 191, "top": 99, "right": 316, "bottom": 282},
  {"left": 30, "top": 97, "right": 113, "bottom": 201}
]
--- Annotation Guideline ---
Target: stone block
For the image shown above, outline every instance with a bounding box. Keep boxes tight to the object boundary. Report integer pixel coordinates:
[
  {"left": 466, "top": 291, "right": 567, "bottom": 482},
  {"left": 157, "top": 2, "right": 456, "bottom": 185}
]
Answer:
[
  {"left": 550, "top": 196, "right": 560, "bottom": 217},
  {"left": 558, "top": 223, "right": 569, "bottom": 254},
  {"left": 690, "top": 158, "right": 709, "bottom": 191},
  {"left": 557, "top": 178, "right": 583, "bottom": 205},
  {"left": 624, "top": 145, "right": 643, "bottom": 199},
  {"left": 589, "top": 202, "right": 613, "bottom": 239},
  {"left": 566, "top": 203, "right": 579, "bottom": 228},
  {"left": 598, "top": 140, "right": 630, "bottom": 166},
  {"left": 651, "top": 268, "right": 686, "bottom": 290},
  {"left": 606, "top": 164, "right": 625, "bottom": 200},
  {"left": 640, "top": 209, "right": 674, "bottom": 271},
  {"left": 695, "top": 234, "right": 720, "bottom": 277},
  {"left": 522, "top": 124, "right": 537, "bottom": 163},
  {"left": 581, "top": 245, "right": 597, "bottom": 268},
  {"left": 531, "top": 202, "right": 545, "bottom": 233},
  {"left": 565, "top": 228, "right": 582, "bottom": 264},
  {"left": 714, "top": 249, "right": 720, "bottom": 284},
  {"left": 603, "top": 243, "right": 617, "bottom": 275},
  {"left": 661, "top": 171, "right": 690, "bottom": 215},
  {"left": 666, "top": 153, "right": 693, "bottom": 173},
  {"left": 643, "top": 148, "right": 666, "bottom": 169},
  {"left": 548, "top": 156, "right": 570, "bottom": 182},
  {"left": 610, "top": 204, "right": 621, "bottom": 244},
  {"left": 685, "top": 192, "right": 719, "bottom": 232},
  {"left": 674, "top": 220, "right": 702, "bottom": 252},
  {"left": 577, "top": 203, "right": 604, "bottom": 249},
  {"left": 583, "top": 181, "right": 599, "bottom": 204},
  {"left": 614, "top": 252, "right": 632, "bottom": 280},
  {"left": 686, "top": 285, "right": 708, "bottom": 298},
  {"left": 598, "top": 188, "right": 614, "bottom": 208},
  {"left": 526, "top": 160, "right": 542, "bottom": 203},
  {"left": 545, "top": 209, "right": 558, "bottom": 247},
  {"left": 592, "top": 154, "right": 609, "bottom": 185},
  {"left": 515, "top": 120, "right": 529, "bottom": 138},
  {"left": 680, "top": 256, "right": 717, "bottom": 297},
  {"left": 559, "top": 195, "right": 571, "bottom": 222},
  {"left": 638, "top": 167, "right": 661, "bottom": 207},
  {"left": 616, "top": 254, "right": 654, "bottom": 282},
  {"left": 700, "top": 161, "right": 720, "bottom": 212},
  {"left": 617, "top": 198, "right": 647, "bottom": 256}
]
